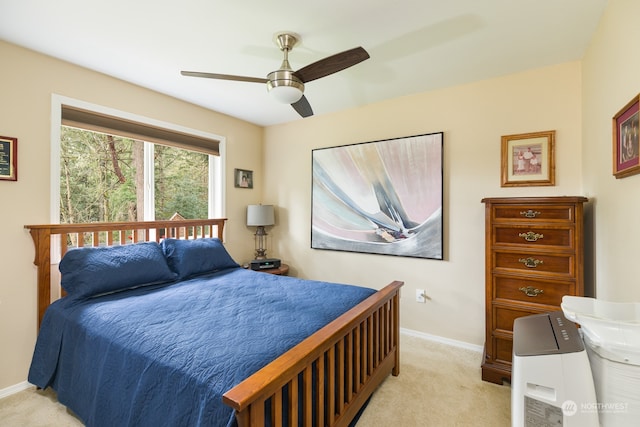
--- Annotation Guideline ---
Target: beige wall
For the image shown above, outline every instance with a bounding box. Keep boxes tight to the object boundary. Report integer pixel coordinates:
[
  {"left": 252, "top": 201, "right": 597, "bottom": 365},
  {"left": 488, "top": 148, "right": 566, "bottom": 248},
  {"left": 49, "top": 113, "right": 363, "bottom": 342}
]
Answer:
[
  {"left": 263, "top": 61, "right": 584, "bottom": 347},
  {"left": 0, "top": 41, "right": 263, "bottom": 390},
  {"left": 581, "top": 0, "right": 640, "bottom": 302}
]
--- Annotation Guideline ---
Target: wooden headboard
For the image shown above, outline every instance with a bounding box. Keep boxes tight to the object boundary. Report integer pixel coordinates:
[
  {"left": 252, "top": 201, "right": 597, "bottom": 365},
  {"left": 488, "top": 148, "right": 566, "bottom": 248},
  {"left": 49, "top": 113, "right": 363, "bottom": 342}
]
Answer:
[{"left": 24, "top": 218, "right": 227, "bottom": 329}]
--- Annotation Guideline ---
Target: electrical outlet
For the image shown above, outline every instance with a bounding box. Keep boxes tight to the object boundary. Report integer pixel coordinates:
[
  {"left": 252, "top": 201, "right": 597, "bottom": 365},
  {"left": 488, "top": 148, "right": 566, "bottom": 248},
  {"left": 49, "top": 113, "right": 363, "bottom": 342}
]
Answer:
[{"left": 416, "top": 289, "right": 426, "bottom": 303}]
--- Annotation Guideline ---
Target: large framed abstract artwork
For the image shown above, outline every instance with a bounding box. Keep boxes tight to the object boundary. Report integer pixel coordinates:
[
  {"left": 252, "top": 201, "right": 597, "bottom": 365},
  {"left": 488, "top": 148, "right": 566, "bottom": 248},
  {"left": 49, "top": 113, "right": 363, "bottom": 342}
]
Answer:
[{"left": 311, "top": 132, "right": 443, "bottom": 260}]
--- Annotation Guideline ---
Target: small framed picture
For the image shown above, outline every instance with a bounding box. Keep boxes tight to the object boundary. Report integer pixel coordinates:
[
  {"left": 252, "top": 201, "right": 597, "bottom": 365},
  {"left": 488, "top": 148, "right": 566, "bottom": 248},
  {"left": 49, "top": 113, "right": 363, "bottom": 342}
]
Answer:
[
  {"left": 612, "top": 94, "right": 640, "bottom": 179},
  {"left": 0, "top": 136, "right": 18, "bottom": 181},
  {"left": 501, "top": 130, "right": 555, "bottom": 187},
  {"left": 234, "top": 168, "right": 253, "bottom": 188}
]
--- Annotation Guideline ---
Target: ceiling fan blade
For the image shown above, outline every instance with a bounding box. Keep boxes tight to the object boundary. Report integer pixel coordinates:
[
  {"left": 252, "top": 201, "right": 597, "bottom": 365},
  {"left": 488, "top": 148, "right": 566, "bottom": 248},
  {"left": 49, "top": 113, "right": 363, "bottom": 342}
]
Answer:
[
  {"left": 294, "top": 47, "right": 370, "bottom": 83},
  {"left": 291, "top": 95, "right": 314, "bottom": 118},
  {"left": 181, "top": 71, "right": 267, "bottom": 84}
]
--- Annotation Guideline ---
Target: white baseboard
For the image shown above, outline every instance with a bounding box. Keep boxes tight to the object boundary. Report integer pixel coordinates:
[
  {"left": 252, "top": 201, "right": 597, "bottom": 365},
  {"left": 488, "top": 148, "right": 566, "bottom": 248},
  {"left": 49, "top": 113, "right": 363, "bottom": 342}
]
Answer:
[
  {"left": 400, "top": 327, "right": 484, "bottom": 353},
  {"left": 0, "top": 381, "right": 33, "bottom": 400}
]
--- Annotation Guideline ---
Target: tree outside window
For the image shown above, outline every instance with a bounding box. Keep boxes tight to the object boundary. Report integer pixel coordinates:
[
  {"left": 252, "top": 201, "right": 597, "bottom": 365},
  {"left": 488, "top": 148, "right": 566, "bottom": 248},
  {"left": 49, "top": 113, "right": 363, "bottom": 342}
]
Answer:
[{"left": 60, "top": 126, "right": 209, "bottom": 224}]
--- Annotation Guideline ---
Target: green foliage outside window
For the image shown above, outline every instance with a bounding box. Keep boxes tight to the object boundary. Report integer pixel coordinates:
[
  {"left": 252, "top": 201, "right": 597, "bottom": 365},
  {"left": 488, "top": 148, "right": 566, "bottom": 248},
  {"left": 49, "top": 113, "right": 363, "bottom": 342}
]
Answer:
[{"left": 60, "top": 126, "right": 208, "bottom": 224}]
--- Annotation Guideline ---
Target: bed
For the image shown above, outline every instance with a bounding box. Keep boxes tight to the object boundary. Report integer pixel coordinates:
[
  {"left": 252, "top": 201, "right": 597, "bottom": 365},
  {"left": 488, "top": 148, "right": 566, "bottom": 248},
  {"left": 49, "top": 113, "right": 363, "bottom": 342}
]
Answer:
[{"left": 25, "top": 219, "right": 403, "bottom": 427}]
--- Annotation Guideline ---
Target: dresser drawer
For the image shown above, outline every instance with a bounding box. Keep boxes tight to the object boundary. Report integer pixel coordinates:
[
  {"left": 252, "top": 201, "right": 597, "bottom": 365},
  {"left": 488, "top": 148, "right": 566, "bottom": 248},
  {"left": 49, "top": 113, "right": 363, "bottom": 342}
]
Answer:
[
  {"left": 493, "top": 225, "right": 574, "bottom": 249},
  {"left": 492, "top": 204, "right": 576, "bottom": 223},
  {"left": 494, "top": 337, "right": 513, "bottom": 366},
  {"left": 493, "top": 275, "right": 574, "bottom": 306},
  {"left": 493, "top": 304, "right": 551, "bottom": 333},
  {"left": 494, "top": 250, "right": 574, "bottom": 277},
  {"left": 491, "top": 306, "right": 552, "bottom": 365}
]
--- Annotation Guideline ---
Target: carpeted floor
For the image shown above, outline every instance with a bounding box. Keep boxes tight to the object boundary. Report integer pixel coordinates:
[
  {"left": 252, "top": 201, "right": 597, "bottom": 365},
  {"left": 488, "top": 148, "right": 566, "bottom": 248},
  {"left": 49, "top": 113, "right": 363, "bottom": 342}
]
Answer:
[
  {"left": 0, "top": 334, "right": 511, "bottom": 426},
  {"left": 356, "top": 334, "right": 511, "bottom": 426}
]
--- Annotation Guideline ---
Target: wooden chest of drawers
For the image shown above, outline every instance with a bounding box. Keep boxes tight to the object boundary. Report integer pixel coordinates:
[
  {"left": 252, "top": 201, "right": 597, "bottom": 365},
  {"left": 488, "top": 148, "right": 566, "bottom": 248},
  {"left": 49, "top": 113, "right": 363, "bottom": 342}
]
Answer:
[{"left": 480, "top": 196, "right": 588, "bottom": 384}]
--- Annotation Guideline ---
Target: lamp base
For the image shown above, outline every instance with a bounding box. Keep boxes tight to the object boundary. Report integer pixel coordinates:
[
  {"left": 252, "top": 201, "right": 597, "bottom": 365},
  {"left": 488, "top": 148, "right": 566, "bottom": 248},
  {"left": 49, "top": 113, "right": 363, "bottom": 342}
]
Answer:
[{"left": 254, "top": 226, "right": 269, "bottom": 260}]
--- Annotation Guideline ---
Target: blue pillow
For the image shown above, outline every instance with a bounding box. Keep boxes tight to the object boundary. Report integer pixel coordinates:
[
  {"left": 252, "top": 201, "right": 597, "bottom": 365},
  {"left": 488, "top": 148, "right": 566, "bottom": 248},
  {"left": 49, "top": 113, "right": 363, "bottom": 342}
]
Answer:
[
  {"left": 161, "top": 238, "right": 239, "bottom": 280},
  {"left": 59, "top": 242, "right": 177, "bottom": 298}
]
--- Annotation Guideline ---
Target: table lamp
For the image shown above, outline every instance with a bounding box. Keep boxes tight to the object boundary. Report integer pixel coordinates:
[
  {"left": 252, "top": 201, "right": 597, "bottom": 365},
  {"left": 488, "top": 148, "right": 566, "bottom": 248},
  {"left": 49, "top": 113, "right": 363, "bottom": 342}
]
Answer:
[{"left": 247, "top": 204, "right": 275, "bottom": 259}]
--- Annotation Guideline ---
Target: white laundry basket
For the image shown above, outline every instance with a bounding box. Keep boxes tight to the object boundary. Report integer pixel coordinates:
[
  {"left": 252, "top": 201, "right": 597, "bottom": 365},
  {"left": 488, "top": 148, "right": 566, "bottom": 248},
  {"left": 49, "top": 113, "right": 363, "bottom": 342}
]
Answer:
[{"left": 562, "top": 296, "right": 640, "bottom": 427}]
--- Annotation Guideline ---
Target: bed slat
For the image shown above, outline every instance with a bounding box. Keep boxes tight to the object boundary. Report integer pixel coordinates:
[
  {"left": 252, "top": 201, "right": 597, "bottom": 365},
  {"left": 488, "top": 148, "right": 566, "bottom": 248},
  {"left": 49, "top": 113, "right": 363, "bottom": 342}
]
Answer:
[
  {"left": 303, "top": 367, "right": 313, "bottom": 426},
  {"left": 287, "top": 376, "right": 298, "bottom": 426}
]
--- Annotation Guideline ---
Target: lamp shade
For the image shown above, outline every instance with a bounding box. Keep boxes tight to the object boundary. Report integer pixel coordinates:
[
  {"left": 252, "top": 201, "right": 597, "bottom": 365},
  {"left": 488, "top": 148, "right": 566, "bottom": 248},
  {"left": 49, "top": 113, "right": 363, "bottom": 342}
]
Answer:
[{"left": 247, "top": 205, "right": 275, "bottom": 226}]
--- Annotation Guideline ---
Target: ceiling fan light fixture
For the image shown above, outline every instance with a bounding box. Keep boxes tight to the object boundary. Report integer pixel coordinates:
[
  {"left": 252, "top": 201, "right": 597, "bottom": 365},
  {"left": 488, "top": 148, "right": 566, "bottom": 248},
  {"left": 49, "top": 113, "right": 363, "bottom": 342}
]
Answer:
[
  {"left": 269, "top": 84, "right": 304, "bottom": 104},
  {"left": 267, "top": 70, "right": 304, "bottom": 104},
  {"left": 180, "top": 31, "right": 369, "bottom": 118}
]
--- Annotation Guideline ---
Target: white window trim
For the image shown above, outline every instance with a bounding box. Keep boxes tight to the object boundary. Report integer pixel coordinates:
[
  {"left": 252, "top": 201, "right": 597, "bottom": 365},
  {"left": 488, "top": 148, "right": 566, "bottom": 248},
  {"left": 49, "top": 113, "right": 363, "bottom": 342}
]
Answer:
[
  {"left": 50, "top": 94, "right": 227, "bottom": 224},
  {"left": 143, "top": 141, "right": 155, "bottom": 221}
]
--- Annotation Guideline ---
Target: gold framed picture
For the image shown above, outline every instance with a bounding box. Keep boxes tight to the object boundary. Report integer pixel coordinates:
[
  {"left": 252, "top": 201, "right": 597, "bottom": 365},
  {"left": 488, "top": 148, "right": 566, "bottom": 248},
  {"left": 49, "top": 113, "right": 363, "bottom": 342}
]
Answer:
[
  {"left": 501, "top": 130, "right": 555, "bottom": 187},
  {"left": 0, "top": 135, "right": 18, "bottom": 181},
  {"left": 612, "top": 94, "right": 640, "bottom": 179}
]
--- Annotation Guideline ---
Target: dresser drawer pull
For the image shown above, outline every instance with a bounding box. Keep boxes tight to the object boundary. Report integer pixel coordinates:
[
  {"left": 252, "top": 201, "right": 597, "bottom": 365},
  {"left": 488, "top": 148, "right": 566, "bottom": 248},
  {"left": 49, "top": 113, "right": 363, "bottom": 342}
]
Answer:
[
  {"left": 519, "top": 286, "right": 544, "bottom": 297},
  {"left": 519, "top": 231, "right": 544, "bottom": 242},
  {"left": 520, "top": 209, "right": 542, "bottom": 218},
  {"left": 518, "top": 257, "right": 543, "bottom": 268}
]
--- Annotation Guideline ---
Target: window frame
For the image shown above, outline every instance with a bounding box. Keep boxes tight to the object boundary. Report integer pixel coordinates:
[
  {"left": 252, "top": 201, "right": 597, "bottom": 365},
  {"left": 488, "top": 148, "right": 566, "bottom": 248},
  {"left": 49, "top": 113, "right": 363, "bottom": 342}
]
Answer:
[{"left": 50, "top": 94, "right": 226, "bottom": 224}]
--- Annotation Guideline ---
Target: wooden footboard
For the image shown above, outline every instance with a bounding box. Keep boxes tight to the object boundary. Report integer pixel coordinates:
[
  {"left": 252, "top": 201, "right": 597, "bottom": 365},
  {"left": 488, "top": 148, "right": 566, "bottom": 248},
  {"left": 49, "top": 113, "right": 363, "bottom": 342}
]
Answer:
[
  {"left": 224, "top": 280, "right": 403, "bottom": 427},
  {"left": 25, "top": 218, "right": 226, "bottom": 329}
]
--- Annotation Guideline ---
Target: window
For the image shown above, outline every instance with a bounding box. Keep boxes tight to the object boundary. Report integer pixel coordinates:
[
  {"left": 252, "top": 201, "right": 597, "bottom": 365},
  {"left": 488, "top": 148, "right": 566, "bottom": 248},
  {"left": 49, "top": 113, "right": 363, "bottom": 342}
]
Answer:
[{"left": 51, "top": 97, "right": 225, "bottom": 224}]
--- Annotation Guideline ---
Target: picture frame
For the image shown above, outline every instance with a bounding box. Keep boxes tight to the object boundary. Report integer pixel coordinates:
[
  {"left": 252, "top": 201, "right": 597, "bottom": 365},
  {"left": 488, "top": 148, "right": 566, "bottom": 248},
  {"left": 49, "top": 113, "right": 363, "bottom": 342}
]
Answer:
[
  {"left": 612, "top": 94, "right": 640, "bottom": 179},
  {"left": 501, "top": 130, "right": 555, "bottom": 187},
  {"left": 234, "top": 168, "right": 253, "bottom": 188},
  {"left": 0, "top": 136, "right": 18, "bottom": 181},
  {"left": 311, "top": 132, "right": 443, "bottom": 260}
]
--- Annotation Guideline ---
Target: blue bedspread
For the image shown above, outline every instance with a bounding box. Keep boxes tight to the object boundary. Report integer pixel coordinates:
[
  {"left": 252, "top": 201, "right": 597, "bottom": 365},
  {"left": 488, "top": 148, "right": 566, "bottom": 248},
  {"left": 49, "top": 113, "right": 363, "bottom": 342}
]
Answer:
[{"left": 28, "top": 268, "right": 376, "bottom": 427}]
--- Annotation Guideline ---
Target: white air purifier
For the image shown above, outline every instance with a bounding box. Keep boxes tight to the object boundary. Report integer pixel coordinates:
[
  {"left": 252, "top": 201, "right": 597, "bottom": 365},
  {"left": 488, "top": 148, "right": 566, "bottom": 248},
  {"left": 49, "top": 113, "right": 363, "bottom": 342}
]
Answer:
[{"left": 511, "top": 311, "right": 599, "bottom": 427}]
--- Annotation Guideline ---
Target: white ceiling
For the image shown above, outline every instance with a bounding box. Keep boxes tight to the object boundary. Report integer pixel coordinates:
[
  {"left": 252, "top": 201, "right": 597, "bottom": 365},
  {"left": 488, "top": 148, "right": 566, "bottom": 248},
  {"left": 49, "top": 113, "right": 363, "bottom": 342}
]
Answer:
[{"left": 0, "top": 0, "right": 608, "bottom": 127}]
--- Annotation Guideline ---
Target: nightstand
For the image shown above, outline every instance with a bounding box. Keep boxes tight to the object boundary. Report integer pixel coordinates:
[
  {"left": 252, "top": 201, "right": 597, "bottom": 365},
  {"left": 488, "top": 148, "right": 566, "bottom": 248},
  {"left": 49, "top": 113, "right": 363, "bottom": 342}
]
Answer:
[{"left": 257, "top": 264, "right": 289, "bottom": 276}]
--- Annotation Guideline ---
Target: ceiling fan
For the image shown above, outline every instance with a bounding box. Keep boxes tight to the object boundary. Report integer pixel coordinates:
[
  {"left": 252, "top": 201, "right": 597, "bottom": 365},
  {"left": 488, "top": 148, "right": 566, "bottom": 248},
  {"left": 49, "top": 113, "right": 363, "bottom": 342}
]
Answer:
[{"left": 181, "top": 32, "right": 370, "bottom": 118}]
